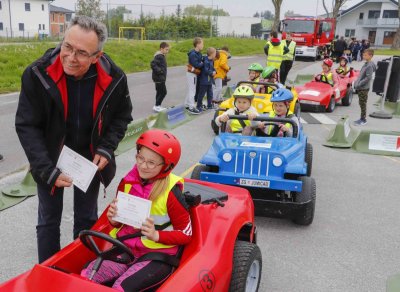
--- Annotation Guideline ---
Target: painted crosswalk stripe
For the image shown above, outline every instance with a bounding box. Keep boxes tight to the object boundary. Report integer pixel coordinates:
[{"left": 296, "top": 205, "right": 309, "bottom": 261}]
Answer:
[
  {"left": 309, "top": 113, "right": 337, "bottom": 124},
  {"left": 300, "top": 117, "right": 307, "bottom": 124}
]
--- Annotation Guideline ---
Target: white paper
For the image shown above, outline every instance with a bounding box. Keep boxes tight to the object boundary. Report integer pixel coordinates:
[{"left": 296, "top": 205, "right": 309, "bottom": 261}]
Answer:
[
  {"left": 369, "top": 134, "right": 400, "bottom": 152},
  {"left": 113, "top": 191, "right": 152, "bottom": 228},
  {"left": 56, "top": 146, "right": 98, "bottom": 192}
]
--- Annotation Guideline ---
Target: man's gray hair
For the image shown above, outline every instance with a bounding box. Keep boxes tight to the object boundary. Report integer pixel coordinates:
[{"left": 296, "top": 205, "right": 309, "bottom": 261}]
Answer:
[{"left": 67, "top": 15, "right": 108, "bottom": 51}]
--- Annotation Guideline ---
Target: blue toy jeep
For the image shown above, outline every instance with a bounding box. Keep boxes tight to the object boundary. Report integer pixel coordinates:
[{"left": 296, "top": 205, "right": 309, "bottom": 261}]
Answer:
[{"left": 192, "top": 115, "right": 316, "bottom": 225}]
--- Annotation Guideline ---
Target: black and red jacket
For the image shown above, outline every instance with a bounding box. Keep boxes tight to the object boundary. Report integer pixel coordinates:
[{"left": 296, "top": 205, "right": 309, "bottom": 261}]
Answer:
[{"left": 15, "top": 46, "right": 133, "bottom": 188}]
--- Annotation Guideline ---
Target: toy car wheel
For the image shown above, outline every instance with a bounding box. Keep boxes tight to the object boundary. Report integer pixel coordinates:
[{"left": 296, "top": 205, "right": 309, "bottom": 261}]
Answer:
[
  {"left": 294, "top": 101, "right": 301, "bottom": 117},
  {"left": 292, "top": 176, "right": 316, "bottom": 225},
  {"left": 191, "top": 164, "right": 210, "bottom": 180},
  {"left": 305, "top": 143, "right": 313, "bottom": 177},
  {"left": 326, "top": 96, "right": 336, "bottom": 112},
  {"left": 211, "top": 111, "right": 220, "bottom": 135},
  {"left": 342, "top": 86, "right": 353, "bottom": 106},
  {"left": 229, "top": 241, "right": 262, "bottom": 292}
]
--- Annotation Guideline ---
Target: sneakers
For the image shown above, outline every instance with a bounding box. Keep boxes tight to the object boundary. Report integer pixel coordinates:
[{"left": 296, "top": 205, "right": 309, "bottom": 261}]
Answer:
[
  {"left": 153, "top": 105, "right": 166, "bottom": 112},
  {"left": 187, "top": 107, "right": 201, "bottom": 115},
  {"left": 353, "top": 118, "right": 367, "bottom": 126}
]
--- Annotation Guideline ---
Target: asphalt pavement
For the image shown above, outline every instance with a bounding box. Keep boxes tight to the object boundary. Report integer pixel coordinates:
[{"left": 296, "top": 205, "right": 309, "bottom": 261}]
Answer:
[{"left": 1, "top": 54, "right": 400, "bottom": 291}]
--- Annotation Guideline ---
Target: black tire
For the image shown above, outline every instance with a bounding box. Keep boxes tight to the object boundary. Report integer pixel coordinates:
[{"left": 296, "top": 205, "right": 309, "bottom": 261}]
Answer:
[
  {"left": 211, "top": 111, "right": 220, "bottom": 135},
  {"left": 326, "top": 96, "right": 336, "bottom": 112},
  {"left": 190, "top": 164, "right": 210, "bottom": 180},
  {"left": 305, "top": 143, "right": 313, "bottom": 177},
  {"left": 229, "top": 241, "right": 262, "bottom": 292},
  {"left": 294, "top": 101, "right": 301, "bottom": 117},
  {"left": 292, "top": 176, "right": 316, "bottom": 226},
  {"left": 341, "top": 86, "right": 353, "bottom": 106}
]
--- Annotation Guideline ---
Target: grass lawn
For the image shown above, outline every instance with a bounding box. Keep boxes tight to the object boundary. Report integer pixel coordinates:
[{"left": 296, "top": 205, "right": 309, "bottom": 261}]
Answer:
[
  {"left": 0, "top": 37, "right": 265, "bottom": 94},
  {"left": 374, "top": 48, "right": 400, "bottom": 55}
]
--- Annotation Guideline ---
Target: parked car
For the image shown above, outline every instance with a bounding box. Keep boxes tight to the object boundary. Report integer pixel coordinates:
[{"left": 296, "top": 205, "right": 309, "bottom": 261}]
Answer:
[
  {"left": 194, "top": 115, "right": 316, "bottom": 225},
  {"left": 0, "top": 180, "right": 262, "bottom": 292}
]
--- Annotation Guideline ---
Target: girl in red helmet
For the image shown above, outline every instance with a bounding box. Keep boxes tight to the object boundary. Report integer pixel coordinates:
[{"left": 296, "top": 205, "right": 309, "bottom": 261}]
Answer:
[
  {"left": 315, "top": 58, "right": 334, "bottom": 86},
  {"left": 335, "top": 56, "right": 350, "bottom": 77},
  {"left": 81, "top": 129, "right": 191, "bottom": 291}
]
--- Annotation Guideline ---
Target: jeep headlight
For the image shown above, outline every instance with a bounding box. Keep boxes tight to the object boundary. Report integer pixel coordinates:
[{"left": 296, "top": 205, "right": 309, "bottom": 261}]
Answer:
[
  {"left": 222, "top": 152, "right": 232, "bottom": 162},
  {"left": 272, "top": 156, "right": 283, "bottom": 167}
]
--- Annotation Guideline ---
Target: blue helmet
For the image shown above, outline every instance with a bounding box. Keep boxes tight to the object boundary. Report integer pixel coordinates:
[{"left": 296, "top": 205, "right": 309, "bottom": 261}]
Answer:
[{"left": 270, "top": 88, "right": 294, "bottom": 103}]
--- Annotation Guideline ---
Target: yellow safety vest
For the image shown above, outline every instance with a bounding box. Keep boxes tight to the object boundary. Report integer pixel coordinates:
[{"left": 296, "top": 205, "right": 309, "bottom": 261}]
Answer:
[
  {"left": 283, "top": 40, "right": 296, "bottom": 61},
  {"left": 266, "top": 110, "right": 294, "bottom": 136},
  {"left": 110, "top": 173, "right": 184, "bottom": 250},
  {"left": 320, "top": 72, "right": 334, "bottom": 86},
  {"left": 230, "top": 110, "right": 253, "bottom": 133},
  {"left": 267, "top": 43, "right": 285, "bottom": 70}
]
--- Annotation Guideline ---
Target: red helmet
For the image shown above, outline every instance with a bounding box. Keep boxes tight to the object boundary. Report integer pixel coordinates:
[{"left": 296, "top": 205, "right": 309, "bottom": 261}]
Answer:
[
  {"left": 323, "top": 58, "right": 333, "bottom": 67},
  {"left": 136, "top": 129, "right": 181, "bottom": 179}
]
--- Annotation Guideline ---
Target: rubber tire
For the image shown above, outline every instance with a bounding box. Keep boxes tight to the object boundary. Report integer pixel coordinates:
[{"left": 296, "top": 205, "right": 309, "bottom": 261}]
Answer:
[
  {"left": 294, "top": 101, "right": 301, "bottom": 117},
  {"left": 326, "top": 96, "right": 336, "bottom": 112},
  {"left": 305, "top": 142, "right": 313, "bottom": 177},
  {"left": 342, "top": 86, "right": 353, "bottom": 106},
  {"left": 229, "top": 241, "right": 262, "bottom": 292},
  {"left": 190, "top": 164, "right": 210, "bottom": 180},
  {"left": 211, "top": 111, "right": 220, "bottom": 135},
  {"left": 292, "top": 176, "right": 316, "bottom": 226}
]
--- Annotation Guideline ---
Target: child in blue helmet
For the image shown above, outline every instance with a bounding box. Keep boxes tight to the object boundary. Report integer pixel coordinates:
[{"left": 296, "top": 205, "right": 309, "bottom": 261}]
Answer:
[{"left": 257, "top": 88, "right": 299, "bottom": 137}]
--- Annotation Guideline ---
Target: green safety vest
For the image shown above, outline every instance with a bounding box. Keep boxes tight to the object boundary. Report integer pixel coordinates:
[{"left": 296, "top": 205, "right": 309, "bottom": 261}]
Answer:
[
  {"left": 267, "top": 43, "right": 285, "bottom": 70},
  {"left": 283, "top": 40, "right": 296, "bottom": 61},
  {"left": 320, "top": 72, "right": 334, "bottom": 86}
]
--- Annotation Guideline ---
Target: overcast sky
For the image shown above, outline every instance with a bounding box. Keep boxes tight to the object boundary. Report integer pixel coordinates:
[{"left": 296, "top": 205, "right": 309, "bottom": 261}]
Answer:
[{"left": 50, "top": 0, "right": 360, "bottom": 18}]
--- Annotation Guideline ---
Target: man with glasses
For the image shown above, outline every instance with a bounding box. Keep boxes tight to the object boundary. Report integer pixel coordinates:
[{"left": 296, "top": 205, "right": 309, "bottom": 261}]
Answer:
[{"left": 15, "top": 16, "right": 133, "bottom": 263}]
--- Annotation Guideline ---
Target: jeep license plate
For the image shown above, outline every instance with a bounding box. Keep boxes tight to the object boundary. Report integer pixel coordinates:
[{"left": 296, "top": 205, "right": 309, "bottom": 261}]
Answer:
[{"left": 239, "top": 179, "right": 270, "bottom": 188}]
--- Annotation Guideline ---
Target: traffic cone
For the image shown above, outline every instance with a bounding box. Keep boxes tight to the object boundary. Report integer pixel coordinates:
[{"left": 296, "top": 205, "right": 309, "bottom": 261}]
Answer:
[{"left": 323, "top": 116, "right": 360, "bottom": 148}]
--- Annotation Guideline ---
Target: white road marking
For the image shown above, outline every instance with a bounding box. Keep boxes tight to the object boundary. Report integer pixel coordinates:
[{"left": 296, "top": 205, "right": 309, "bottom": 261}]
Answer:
[{"left": 309, "top": 113, "right": 337, "bottom": 124}]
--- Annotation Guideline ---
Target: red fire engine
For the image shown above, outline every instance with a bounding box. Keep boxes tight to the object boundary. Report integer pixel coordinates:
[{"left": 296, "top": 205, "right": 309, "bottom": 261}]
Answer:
[{"left": 281, "top": 17, "right": 336, "bottom": 61}]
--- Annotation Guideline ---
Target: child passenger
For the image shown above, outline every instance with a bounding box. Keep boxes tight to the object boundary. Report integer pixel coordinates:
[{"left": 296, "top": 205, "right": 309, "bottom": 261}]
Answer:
[
  {"left": 81, "top": 129, "right": 192, "bottom": 291},
  {"left": 247, "top": 63, "right": 264, "bottom": 89},
  {"left": 315, "top": 58, "right": 334, "bottom": 86},
  {"left": 335, "top": 56, "right": 350, "bottom": 77},
  {"left": 215, "top": 85, "right": 258, "bottom": 135},
  {"left": 257, "top": 88, "right": 299, "bottom": 137}
]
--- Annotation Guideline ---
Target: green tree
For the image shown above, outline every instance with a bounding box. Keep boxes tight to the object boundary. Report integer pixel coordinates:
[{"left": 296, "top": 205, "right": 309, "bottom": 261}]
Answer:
[
  {"left": 261, "top": 10, "right": 274, "bottom": 20},
  {"left": 284, "top": 10, "right": 295, "bottom": 17},
  {"left": 76, "top": 0, "right": 105, "bottom": 21},
  {"left": 176, "top": 4, "right": 182, "bottom": 18},
  {"left": 183, "top": 5, "right": 229, "bottom": 16},
  {"left": 107, "top": 6, "right": 131, "bottom": 37}
]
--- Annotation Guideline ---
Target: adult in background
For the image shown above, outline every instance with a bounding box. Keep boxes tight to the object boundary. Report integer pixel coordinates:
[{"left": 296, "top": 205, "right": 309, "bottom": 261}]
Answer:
[
  {"left": 333, "top": 36, "right": 347, "bottom": 63},
  {"left": 185, "top": 37, "right": 204, "bottom": 115},
  {"left": 280, "top": 32, "right": 296, "bottom": 84},
  {"left": 213, "top": 46, "right": 231, "bottom": 103},
  {"left": 151, "top": 42, "right": 170, "bottom": 112},
  {"left": 264, "top": 31, "right": 289, "bottom": 82},
  {"left": 15, "top": 15, "right": 133, "bottom": 263}
]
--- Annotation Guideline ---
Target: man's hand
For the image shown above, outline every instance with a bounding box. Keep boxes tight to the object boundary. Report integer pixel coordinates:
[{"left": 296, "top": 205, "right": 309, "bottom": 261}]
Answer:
[
  {"left": 55, "top": 173, "right": 72, "bottom": 188},
  {"left": 141, "top": 217, "right": 159, "bottom": 242},
  {"left": 93, "top": 154, "right": 109, "bottom": 171}
]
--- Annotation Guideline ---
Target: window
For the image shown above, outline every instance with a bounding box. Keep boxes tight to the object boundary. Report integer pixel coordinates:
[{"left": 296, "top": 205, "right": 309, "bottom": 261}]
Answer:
[
  {"left": 322, "top": 22, "right": 332, "bottom": 32},
  {"left": 25, "top": 3, "right": 30, "bottom": 11},
  {"left": 359, "top": 13, "right": 364, "bottom": 19},
  {"left": 43, "top": 24, "right": 45, "bottom": 30},
  {"left": 60, "top": 24, "right": 64, "bottom": 33},
  {"left": 383, "top": 31, "right": 396, "bottom": 45},
  {"left": 19, "top": 23, "right": 24, "bottom": 31},
  {"left": 0, "top": 1, "right": 2, "bottom": 10},
  {"left": 42, "top": 4, "right": 44, "bottom": 11},
  {"left": 368, "top": 10, "right": 380, "bottom": 19},
  {"left": 39, "top": 24, "right": 41, "bottom": 30},
  {"left": 66, "top": 14, "right": 71, "bottom": 22},
  {"left": 383, "top": 10, "right": 398, "bottom": 18},
  {"left": 52, "top": 14, "right": 55, "bottom": 21},
  {"left": 345, "top": 29, "right": 355, "bottom": 37},
  {"left": 0, "top": 23, "right": 3, "bottom": 31}
]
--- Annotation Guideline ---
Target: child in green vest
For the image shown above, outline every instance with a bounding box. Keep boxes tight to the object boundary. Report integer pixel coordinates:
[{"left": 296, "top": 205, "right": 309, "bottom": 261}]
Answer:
[{"left": 81, "top": 129, "right": 191, "bottom": 291}]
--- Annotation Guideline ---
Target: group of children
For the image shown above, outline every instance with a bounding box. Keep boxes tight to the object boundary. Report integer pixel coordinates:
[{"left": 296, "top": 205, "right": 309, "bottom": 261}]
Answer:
[{"left": 315, "top": 56, "right": 351, "bottom": 87}]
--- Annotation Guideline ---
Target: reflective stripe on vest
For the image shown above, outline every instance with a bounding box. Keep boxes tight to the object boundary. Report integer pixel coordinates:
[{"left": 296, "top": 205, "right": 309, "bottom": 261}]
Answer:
[
  {"left": 266, "top": 110, "right": 294, "bottom": 136},
  {"left": 283, "top": 40, "right": 296, "bottom": 61},
  {"left": 267, "top": 43, "right": 285, "bottom": 69}
]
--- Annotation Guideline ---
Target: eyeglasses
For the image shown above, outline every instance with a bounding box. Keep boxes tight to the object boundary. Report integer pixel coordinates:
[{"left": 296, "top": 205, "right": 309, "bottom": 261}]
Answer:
[
  {"left": 135, "top": 154, "right": 164, "bottom": 169},
  {"left": 61, "top": 42, "right": 99, "bottom": 61}
]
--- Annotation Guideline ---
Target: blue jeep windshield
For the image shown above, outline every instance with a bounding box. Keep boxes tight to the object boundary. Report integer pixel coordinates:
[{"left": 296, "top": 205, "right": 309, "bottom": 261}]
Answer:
[{"left": 284, "top": 20, "right": 314, "bottom": 33}]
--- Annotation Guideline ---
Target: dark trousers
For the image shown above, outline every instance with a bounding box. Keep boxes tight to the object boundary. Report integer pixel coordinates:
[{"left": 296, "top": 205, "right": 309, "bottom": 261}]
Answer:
[
  {"left": 196, "top": 84, "right": 213, "bottom": 109},
  {"left": 37, "top": 176, "right": 100, "bottom": 263},
  {"left": 280, "top": 60, "right": 293, "bottom": 84},
  {"left": 155, "top": 82, "right": 167, "bottom": 106},
  {"left": 358, "top": 89, "right": 369, "bottom": 120}
]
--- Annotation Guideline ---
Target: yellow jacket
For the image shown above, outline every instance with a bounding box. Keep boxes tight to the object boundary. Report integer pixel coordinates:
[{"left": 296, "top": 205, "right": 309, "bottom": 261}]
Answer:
[{"left": 214, "top": 50, "right": 230, "bottom": 79}]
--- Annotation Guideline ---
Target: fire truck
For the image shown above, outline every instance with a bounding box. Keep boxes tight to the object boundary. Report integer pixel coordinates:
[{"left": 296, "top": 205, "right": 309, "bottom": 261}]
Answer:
[{"left": 281, "top": 17, "right": 336, "bottom": 61}]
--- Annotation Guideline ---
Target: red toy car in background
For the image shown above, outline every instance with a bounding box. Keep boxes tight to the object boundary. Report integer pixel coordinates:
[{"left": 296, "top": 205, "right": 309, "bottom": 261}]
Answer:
[
  {"left": 0, "top": 180, "right": 262, "bottom": 292},
  {"left": 295, "top": 69, "right": 359, "bottom": 112}
]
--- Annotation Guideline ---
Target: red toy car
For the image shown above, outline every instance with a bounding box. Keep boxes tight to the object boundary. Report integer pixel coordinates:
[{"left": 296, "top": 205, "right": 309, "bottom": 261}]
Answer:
[
  {"left": 295, "top": 69, "right": 359, "bottom": 112},
  {"left": 0, "top": 180, "right": 262, "bottom": 292}
]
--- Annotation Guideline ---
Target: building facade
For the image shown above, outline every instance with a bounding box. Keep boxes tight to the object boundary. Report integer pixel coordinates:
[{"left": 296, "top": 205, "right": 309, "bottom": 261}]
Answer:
[
  {"left": 50, "top": 5, "right": 74, "bottom": 38},
  {"left": 336, "top": 0, "right": 399, "bottom": 46},
  {"left": 0, "top": 0, "right": 51, "bottom": 38}
]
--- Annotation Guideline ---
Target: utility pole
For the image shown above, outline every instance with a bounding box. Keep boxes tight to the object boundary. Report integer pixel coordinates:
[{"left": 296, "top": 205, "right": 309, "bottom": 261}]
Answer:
[
  {"left": 8, "top": 0, "right": 13, "bottom": 38},
  {"left": 210, "top": 0, "right": 213, "bottom": 38}
]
